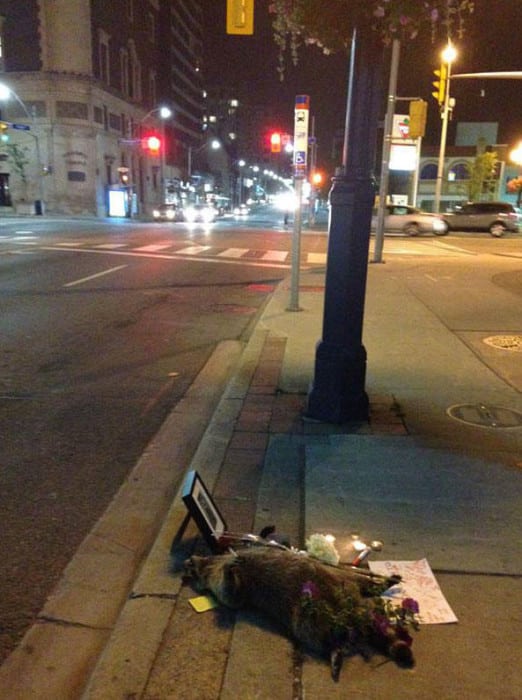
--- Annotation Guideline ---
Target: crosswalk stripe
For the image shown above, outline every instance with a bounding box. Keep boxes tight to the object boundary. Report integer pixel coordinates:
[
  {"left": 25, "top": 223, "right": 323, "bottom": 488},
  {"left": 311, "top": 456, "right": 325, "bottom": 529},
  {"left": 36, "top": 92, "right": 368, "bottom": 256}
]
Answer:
[
  {"left": 261, "top": 250, "right": 288, "bottom": 262},
  {"left": 134, "top": 242, "right": 176, "bottom": 252},
  {"left": 175, "top": 245, "right": 212, "bottom": 255},
  {"left": 307, "top": 253, "right": 327, "bottom": 264},
  {"left": 217, "top": 247, "right": 246, "bottom": 258},
  {"left": 94, "top": 243, "right": 128, "bottom": 249}
]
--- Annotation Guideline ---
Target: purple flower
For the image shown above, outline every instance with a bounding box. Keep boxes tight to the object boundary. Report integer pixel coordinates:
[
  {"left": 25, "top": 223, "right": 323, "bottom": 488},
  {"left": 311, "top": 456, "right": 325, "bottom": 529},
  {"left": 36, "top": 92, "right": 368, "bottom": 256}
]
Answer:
[
  {"left": 402, "top": 598, "right": 420, "bottom": 614},
  {"left": 301, "top": 580, "right": 320, "bottom": 600}
]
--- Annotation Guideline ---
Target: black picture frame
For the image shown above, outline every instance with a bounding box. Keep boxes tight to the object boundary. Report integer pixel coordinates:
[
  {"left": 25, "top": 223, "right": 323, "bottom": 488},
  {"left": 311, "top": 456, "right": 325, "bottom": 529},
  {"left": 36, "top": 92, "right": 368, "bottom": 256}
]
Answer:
[{"left": 181, "top": 470, "right": 227, "bottom": 552}]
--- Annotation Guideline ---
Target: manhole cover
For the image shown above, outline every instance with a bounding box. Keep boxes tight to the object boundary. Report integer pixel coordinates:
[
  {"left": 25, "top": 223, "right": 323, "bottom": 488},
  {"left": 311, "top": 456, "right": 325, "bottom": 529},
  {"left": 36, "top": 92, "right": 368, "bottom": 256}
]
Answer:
[
  {"left": 483, "top": 335, "right": 522, "bottom": 352},
  {"left": 447, "top": 403, "right": 522, "bottom": 428}
]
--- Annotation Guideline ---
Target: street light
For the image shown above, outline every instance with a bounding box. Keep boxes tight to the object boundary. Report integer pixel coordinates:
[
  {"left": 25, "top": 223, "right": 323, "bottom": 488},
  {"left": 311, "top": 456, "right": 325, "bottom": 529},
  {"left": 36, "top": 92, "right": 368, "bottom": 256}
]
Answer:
[
  {"left": 434, "top": 43, "right": 458, "bottom": 213},
  {"left": 0, "top": 81, "right": 44, "bottom": 214},
  {"left": 140, "top": 105, "right": 172, "bottom": 201},
  {"left": 187, "top": 138, "right": 221, "bottom": 178}
]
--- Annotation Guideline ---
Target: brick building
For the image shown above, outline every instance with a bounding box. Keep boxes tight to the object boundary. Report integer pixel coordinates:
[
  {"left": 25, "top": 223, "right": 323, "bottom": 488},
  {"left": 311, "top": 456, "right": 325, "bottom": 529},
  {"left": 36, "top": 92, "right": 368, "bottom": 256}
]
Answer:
[{"left": 0, "top": 0, "right": 204, "bottom": 216}]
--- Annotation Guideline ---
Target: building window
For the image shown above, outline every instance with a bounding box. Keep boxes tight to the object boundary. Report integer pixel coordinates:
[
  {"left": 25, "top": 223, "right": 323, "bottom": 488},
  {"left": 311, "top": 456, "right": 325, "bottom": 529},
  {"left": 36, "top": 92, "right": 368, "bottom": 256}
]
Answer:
[
  {"left": 149, "top": 71, "right": 157, "bottom": 107},
  {"left": 120, "top": 49, "right": 129, "bottom": 96},
  {"left": 98, "top": 30, "right": 110, "bottom": 85},
  {"left": 420, "top": 163, "right": 438, "bottom": 180},
  {"left": 448, "top": 162, "right": 469, "bottom": 181},
  {"left": 148, "top": 13, "right": 155, "bottom": 43},
  {"left": 128, "top": 41, "right": 141, "bottom": 101},
  {"left": 0, "top": 15, "right": 5, "bottom": 72},
  {"left": 56, "top": 101, "right": 89, "bottom": 120}
]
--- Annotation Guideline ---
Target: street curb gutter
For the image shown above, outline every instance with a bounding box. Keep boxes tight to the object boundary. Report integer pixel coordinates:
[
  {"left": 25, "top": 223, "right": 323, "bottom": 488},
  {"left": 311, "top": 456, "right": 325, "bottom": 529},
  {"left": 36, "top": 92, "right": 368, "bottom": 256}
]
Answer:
[
  {"left": 0, "top": 339, "right": 244, "bottom": 700},
  {"left": 81, "top": 327, "right": 269, "bottom": 699}
]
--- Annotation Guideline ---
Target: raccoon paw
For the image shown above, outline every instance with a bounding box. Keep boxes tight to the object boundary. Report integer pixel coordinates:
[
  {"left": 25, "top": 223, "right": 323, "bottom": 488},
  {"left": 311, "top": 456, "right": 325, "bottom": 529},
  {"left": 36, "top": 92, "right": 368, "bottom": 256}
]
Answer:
[{"left": 389, "top": 640, "right": 415, "bottom": 668}]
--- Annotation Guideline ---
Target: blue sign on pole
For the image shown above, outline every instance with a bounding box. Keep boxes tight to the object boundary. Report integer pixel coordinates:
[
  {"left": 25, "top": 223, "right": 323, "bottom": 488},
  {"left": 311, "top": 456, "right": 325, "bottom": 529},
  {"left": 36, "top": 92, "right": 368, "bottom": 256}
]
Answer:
[{"left": 11, "top": 123, "right": 31, "bottom": 131}]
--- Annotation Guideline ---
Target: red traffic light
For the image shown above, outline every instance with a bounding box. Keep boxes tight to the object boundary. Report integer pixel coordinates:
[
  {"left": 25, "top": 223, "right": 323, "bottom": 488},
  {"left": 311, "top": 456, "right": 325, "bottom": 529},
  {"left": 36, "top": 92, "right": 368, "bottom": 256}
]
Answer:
[
  {"left": 142, "top": 135, "right": 162, "bottom": 155},
  {"left": 270, "top": 132, "right": 281, "bottom": 153}
]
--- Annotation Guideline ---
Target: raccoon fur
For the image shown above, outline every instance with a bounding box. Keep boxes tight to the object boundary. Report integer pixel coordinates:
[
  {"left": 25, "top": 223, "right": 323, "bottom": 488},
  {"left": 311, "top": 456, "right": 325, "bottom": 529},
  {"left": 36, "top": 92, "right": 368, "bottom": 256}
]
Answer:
[{"left": 184, "top": 546, "right": 414, "bottom": 680}]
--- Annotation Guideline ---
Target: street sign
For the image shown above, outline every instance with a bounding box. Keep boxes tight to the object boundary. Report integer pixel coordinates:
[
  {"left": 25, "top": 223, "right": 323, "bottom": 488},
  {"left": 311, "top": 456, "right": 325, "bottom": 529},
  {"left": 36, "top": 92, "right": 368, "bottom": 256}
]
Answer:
[
  {"left": 293, "top": 94, "right": 310, "bottom": 177},
  {"left": 11, "top": 123, "right": 31, "bottom": 131}
]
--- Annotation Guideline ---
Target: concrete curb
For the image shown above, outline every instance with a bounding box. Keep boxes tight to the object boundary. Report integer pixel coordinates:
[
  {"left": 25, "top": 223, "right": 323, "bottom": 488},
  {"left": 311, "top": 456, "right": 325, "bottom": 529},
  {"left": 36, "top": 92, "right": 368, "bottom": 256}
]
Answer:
[
  {"left": 0, "top": 340, "right": 243, "bottom": 700},
  {"left": 80, "top": 327, "right": 269, "bottom": 698}
]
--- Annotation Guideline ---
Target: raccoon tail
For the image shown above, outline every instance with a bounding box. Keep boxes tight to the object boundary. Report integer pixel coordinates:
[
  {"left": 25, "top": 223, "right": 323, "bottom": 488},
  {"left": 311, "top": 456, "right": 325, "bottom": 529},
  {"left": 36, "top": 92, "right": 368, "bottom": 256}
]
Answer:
[{"left": 330, "top": 648, "right": 344, "bottom": 682}]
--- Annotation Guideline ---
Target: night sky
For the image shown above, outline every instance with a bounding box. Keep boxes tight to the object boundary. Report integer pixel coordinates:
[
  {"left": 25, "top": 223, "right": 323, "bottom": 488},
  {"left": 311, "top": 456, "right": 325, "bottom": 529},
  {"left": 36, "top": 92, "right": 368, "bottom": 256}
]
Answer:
[{"left": 201, "top": 1, "right": 522, "bottom": 169}]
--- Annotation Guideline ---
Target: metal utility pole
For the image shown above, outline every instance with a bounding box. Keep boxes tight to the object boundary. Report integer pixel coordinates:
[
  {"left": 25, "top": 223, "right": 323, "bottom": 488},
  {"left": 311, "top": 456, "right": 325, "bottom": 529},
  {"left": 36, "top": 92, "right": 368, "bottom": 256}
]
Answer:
[
  {"left": 307, "top": 29, "right": 385, "bottom": 422},
  {"left": 372, "top": 38, "right": 400, "bottom": 264},
  {"left": 434, "top": 44, "right": 457, "bottom": 213}
]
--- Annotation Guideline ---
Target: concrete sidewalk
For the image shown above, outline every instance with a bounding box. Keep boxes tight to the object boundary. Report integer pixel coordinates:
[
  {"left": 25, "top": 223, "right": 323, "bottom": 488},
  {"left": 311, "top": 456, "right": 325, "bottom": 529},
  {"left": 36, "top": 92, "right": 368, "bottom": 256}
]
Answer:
[{"left": 1, "top": 262, "right": 522, "bottom": 699}]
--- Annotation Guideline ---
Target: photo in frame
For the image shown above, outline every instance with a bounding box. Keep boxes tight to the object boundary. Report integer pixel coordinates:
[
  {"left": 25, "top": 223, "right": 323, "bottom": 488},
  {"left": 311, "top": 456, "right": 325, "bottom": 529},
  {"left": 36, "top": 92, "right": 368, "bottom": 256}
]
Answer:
[{"left": 181, "top": 470, "right": 227, "bottom": 551}]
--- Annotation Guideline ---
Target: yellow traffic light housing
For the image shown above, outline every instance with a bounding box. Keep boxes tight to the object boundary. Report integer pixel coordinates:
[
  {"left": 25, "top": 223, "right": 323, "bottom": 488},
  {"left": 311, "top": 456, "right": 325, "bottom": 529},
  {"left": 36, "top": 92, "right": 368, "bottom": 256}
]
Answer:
[
  {"left": 408, "top": 100, "right": 427, "bottom": 139},
  {"left": 0, "top": 121, "right": 9, "bottom": 142},
  {"left": 226, "top": 0, "right": 254, "bottom": 35},
  {"left": 432, "top": 65, "right": 447, "bottom": 105}
]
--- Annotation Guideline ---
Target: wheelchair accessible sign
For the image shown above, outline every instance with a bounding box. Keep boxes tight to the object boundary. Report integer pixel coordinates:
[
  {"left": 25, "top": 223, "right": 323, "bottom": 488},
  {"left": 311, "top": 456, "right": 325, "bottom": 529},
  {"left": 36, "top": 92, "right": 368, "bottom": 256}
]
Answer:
[{"left": 293, "top": 94, "right": 309, "bottom": 177}]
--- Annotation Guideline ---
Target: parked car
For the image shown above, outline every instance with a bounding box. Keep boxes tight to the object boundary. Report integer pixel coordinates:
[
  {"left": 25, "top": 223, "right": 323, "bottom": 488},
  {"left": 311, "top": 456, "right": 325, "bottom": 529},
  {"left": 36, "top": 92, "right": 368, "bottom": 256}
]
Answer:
[
  {"left": 371, "top": 204, "right": 448, "bottom": 236},
  {"left": 442, "top": 201, "right": 521, "bottom": 237},
  {"left": 233, "top": 203, "right": 250, "bottom": 217},
  {"left": 152, "top": 204, "right": 184, "bottom": 222},
  {"left": 183, "top": 203, "right": 218, "bottom": 224}
]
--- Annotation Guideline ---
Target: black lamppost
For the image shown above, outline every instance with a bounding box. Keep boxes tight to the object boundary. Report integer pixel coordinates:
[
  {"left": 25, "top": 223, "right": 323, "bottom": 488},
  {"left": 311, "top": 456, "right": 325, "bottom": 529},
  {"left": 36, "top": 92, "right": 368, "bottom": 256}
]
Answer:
[{"left": 307, "top": 29, "right": 385, "bottom": 423}]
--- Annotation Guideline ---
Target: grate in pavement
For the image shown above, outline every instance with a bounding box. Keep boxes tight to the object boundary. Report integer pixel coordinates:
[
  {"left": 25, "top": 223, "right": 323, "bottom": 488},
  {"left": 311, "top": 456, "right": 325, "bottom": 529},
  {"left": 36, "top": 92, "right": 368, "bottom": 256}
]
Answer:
[
  {"left": 447, "top": 403, "right": 522, "bottom": 428},
  {"left": 483, "top": 335, "right": 522, "bottom": 352}
]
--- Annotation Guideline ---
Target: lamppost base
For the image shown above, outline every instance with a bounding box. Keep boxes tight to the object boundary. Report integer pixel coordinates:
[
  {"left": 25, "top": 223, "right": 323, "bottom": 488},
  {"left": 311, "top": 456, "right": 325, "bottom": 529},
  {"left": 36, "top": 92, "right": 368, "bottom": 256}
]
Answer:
[{"left": 307, "top": 340, "right": 369, "bottom": 423}]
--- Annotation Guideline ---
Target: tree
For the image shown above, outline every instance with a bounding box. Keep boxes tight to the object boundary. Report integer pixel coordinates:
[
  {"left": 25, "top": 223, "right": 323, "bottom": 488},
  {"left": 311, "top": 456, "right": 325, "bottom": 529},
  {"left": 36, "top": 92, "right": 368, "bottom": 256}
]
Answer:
[
  {"left": 267, "top": 0, "right": 474, "bottom": 423},
  {"left": 4, "top": 143, "right": 30, "bottom": 199},
  {"left": 466, "top": 152, "right": 498, "bottom": 202},
  {"left": 269, "top": 1, "right": 474, "bottom": 77},
  {"left": 507, "top": 176, "right": 522, "bottom": 207}
]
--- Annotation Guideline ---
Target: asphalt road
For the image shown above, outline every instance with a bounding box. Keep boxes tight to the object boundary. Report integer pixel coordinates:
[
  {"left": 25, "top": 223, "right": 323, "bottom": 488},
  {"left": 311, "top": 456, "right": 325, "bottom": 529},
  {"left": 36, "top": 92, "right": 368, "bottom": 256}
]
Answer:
[
  {"left": 0, "top": 208, "right": 521, "bottom": 664},
  {"left": 0, "top": 209, "right": 301, "bottom": 662}
]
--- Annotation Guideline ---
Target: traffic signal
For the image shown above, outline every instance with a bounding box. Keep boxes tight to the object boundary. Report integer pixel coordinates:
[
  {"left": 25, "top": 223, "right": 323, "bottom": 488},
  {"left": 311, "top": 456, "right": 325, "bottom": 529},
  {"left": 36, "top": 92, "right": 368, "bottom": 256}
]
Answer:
[
  {"left": 0, "top": 121, "right": 9, "bottom": 142},
  {"left": 408, "top": 100, "right": 427, "bottom": 139},
  {"left": 432, "top": 65, "right": 447, "bottom": 105},
  {"left": 226, "top": 0, "right": 254, "bottom": 35},
  {"left": 270, "top": 131, "right": 281, "bottom": 153},
  {"left": 142, "top": 134, "right": 161, "bottom": 155}
]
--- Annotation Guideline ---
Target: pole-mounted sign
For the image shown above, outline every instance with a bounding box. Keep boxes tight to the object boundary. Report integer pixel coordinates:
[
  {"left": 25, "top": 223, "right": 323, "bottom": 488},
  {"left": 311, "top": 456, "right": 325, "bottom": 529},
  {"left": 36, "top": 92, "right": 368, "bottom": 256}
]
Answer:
[
  {"left": 293, "top": 94, "right": 310, "bottom": 178},
  {"left": 288, "top": 95, "right": 310, "bottom": 313}
]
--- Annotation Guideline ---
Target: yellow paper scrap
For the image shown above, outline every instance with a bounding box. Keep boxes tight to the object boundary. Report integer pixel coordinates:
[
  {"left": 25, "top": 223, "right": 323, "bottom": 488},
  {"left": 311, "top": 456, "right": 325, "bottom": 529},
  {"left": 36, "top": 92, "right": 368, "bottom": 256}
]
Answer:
[{"left": 189, "top": 595, "right": 218, "bottom": 613}]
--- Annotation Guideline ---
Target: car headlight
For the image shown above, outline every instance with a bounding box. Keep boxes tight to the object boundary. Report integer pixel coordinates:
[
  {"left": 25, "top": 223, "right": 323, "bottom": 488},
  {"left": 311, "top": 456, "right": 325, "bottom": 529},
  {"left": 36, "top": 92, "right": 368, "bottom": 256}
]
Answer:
[
  {"left": 433, "top": 219, "right": 446, "bottom": 232},
  {"left": 152, "top": 209, "right": 160, "bottom": 218}
]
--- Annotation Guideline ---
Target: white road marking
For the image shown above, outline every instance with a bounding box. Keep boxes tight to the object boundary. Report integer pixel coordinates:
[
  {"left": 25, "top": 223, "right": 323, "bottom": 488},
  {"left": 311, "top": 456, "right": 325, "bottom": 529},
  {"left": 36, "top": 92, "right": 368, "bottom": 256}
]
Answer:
[
  {"left": 134, "top": 242, "right": 175, "bottom": 252},
  {"left": 41, "top": 245, "right": 291, "bottom": 269},
  {"left": 175, "top": 245, "right": 212, "bottom": 255},
  {"left": 261, "top": 250, "right": 288, "bottom": 262},
  {"left": 94, "top": 243, "right": 128, "bottom": 249},
  {"left": 63, "top": 265, "right": 128, "bottom": 287},
  {"left": 218, "top": 247, "right": 247, "bottom": 258},
  {"left": 307, "top": 252, "right": 327, "bottom": 264}
]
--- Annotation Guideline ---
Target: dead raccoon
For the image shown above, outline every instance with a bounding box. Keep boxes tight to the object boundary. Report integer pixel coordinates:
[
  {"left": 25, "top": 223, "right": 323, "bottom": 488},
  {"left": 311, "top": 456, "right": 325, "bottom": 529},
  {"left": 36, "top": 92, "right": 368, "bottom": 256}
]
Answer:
[{"left": 185, "top": 546, "right": 414, "bottom": 680}]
